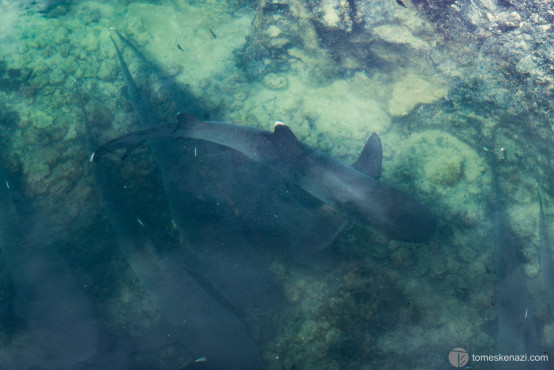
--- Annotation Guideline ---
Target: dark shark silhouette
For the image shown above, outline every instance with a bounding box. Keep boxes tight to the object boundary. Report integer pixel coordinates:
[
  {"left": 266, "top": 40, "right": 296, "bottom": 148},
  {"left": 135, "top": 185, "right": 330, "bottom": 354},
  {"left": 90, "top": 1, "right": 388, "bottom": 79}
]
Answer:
[
  {"left": 0, "top": 168, "right": 98, "bottom": 369},
  {"left": 93, "top": 113, "right": 436, "bottom": 243},
  {"left": 100, "top": 34, "right": 435, "bottom": 243},
  {"left": 76, "top": 81, "right": 261, "bottom": 370},
  {"left": 489, "top": 149, "right": 542, "bottom": 367},
  {"left": 538, "top": 188, "right": 554, "bottom": 319}
]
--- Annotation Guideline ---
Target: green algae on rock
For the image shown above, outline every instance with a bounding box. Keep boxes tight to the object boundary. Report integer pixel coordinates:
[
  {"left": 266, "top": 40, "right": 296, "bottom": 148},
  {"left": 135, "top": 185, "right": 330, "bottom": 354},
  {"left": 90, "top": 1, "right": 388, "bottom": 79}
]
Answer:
[{"left": 388, "top": 73, "right": 448, "bottom": 117}]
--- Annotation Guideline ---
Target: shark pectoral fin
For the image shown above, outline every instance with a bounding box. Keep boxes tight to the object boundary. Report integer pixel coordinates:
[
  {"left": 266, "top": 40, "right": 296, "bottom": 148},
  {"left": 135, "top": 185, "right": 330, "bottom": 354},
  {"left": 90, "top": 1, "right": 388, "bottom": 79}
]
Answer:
[
  {"left": 94, "top": 127, "right": 156, "bottom": 162},
  {"left": 353, "top": 132, "right": 382, "bottom": 179}
]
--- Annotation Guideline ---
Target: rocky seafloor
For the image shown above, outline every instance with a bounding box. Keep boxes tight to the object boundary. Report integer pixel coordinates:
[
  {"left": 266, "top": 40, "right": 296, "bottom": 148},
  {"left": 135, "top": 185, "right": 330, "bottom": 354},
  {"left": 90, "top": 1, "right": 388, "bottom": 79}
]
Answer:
[{"left": 0, "top": 0, "right": 552, "bottom": 368}]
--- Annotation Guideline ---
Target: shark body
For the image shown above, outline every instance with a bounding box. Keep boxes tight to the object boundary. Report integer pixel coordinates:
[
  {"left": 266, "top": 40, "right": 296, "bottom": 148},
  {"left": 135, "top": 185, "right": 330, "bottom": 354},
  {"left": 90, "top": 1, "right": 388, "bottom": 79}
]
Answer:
[{"left": 95, "top": 113, "right": 436, "bottom": 242}]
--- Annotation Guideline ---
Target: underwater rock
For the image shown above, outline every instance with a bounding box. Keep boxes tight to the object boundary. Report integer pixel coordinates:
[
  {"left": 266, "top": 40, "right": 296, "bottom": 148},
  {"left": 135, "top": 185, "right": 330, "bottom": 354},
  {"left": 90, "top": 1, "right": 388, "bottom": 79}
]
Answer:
[
  {"left": 266, "top": 25, "right": 282, "bottom": 38},
  {"left": 314, "top": 0, "right": 353, "bottom": 31},
  {"left": 388, "top": 74, "right": 447, "bottom": 117},
  {"left": 459, "top": 207, "right": 483, "bottom": 228},
  {"left": 424, "top": 156, "right": 462, "bottom": 186},
  {"left": 198, "top": 78, "right": 211, "bottom": 89},
  {"left": 126, "top": 2, "right": 251, "bottom": 87},
  {"left": 262, "top": 72, "right": 289, "bottom": 90},
  {"left": 492, "top": 11, "right": 522, "bottom": 33},
  {"left": 515, "top": 54, "right": 537, "bottom": 75},
  {"left": 412, "top": 0, "right": 554, "bottom": 145},
  {"left": 98, "top": 60, "right": 117, "bottom": 82},
  {"left": 263, "top": 24, "right": 291, "bottom": 49},
  {"left": 0, "top": 66, "right": 31, "bottom": 91},
  {"left": 30, "top": 110, "right": 54, "bottom": 130},
  {"left": 81, "top": 32, "right": 99, "bottom": 53},
  {"left": 200, "top": 94, "right": 222, "bottom": 110},
  {"left": 385, "top": 129, "right": 487, "bottom": 230},
  {"left": 76, "top": 4, "right": 102, "bottom": 24},
  {"left": 507, "top": 203, "right": 537, "bottom": 238},
  {"left": 125, "top": 17, "right": 150, "bottom": 47},
  {"left": 392, "top": 130, "right": 486, "bottom": 187},
  {"left": 391, "top": 247, "right": 413, "bottom": 268},
  {"left": 301, "top": 73, "right": 391, "bottom": 142},
  {"left": 373, "top": 25, "right": 430, "bottom": 50},
  {"left": 354, "top": 0, "right": 404, "bottom": 31},
  {"left": 428, "top": 255, "right": 447, "bottom": 276},
  {"left": 0, "top": 110, "right": 20, "bottom": 127},
  {"left": 424, "top": 158, "right": 462, "bottom": 186},
  {"left": 543, "top": 323, "right": 554, "bottom": 348},
  {"left": 48, "top": 69, "right": 65, "bottom": 85}
]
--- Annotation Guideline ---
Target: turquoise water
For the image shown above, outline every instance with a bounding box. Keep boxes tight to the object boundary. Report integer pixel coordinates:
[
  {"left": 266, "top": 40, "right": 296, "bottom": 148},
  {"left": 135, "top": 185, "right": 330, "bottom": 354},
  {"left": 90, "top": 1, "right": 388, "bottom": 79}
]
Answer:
[{"left": 0, "top": 0, "right": 552, "bottom": 369}]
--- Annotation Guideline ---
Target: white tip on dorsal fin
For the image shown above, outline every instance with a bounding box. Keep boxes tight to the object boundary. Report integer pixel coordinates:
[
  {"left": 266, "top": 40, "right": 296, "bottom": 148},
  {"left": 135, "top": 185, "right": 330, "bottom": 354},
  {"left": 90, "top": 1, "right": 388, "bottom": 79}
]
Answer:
[{"left": 271, "top": 120, "right": 302, "bottom": 155}]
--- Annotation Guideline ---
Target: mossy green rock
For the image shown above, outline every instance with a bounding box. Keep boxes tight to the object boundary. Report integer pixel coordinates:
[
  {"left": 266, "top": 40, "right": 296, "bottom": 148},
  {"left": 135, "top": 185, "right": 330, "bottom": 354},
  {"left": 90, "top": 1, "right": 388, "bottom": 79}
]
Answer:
[{"left": 424, "top": 156, "right": 463, "bottom": 186}]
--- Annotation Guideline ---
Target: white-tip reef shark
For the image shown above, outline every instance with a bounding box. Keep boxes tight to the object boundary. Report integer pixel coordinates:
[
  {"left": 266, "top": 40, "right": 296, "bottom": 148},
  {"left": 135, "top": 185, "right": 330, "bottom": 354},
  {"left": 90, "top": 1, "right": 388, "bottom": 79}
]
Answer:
[
  {"left": 108, "top": 29, "right": 435, "bottom": 243},
  {"left": 93, "top": 113, "right": 436, "bottom": 243}
]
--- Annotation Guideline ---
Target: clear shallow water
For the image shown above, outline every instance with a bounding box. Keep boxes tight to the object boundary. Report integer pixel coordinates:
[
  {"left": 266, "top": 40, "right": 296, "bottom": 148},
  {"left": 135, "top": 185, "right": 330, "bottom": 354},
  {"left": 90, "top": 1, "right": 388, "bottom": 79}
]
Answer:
[{"left": 0, "top": 0, "right": 553, "bottom": 369}]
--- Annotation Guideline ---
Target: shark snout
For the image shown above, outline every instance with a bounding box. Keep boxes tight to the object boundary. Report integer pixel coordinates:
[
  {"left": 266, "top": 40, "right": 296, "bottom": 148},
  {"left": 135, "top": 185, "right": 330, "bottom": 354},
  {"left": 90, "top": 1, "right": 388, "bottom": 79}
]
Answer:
[{"left": 386, "top": 195, "right": 436, "bottom": 242}]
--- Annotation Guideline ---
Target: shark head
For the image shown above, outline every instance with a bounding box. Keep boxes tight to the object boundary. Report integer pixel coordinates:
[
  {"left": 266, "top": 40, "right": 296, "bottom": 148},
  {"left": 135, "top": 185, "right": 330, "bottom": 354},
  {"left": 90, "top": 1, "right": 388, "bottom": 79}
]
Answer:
[
  {"left": 350, "top": 180, "right": 436, "bottom": 242},
  {"left": 384, "top": 192, "right": 436, "bottom": 242}
]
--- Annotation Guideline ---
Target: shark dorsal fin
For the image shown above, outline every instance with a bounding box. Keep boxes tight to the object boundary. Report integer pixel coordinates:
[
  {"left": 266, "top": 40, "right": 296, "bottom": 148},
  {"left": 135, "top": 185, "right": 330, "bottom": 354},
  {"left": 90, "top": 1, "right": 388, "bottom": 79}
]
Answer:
[
  {"left": 353, "top": 133, "right": 382, "bottom": 179},
  {"left": 271, "top": 121, "right": 304, "bottom": 157},
  {"left": 273, "top": 121, "right": 299, "bottom": 143}
]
